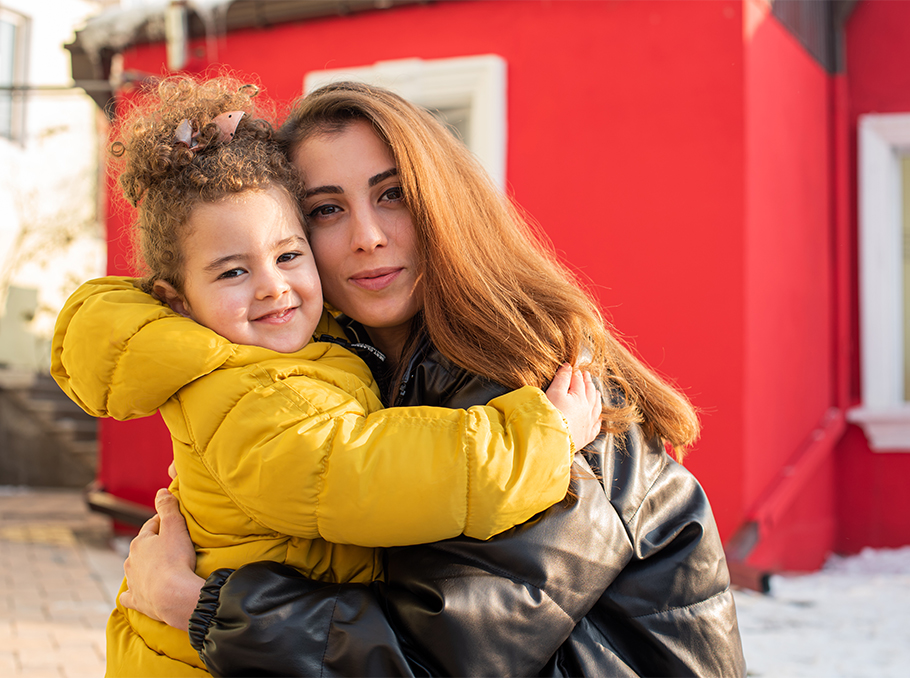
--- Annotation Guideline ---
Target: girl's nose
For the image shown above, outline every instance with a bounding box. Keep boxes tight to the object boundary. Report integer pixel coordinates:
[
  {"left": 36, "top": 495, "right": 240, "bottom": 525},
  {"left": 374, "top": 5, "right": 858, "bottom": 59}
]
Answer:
[
  {"left": 256, "top": 268, "right": 291, "bottom": 299},
  {"left": 350, "top": 207, "right": 388, "bottom": 252}
]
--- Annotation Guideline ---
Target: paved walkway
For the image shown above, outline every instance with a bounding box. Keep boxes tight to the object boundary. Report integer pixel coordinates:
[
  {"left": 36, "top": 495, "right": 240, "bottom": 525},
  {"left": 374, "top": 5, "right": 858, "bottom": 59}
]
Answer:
[
  {"left": 0, "top": 487, "right": 126, "bottom": 678},
  {"left": 2, "top": 485, "right": 909, "bottom": 677}
]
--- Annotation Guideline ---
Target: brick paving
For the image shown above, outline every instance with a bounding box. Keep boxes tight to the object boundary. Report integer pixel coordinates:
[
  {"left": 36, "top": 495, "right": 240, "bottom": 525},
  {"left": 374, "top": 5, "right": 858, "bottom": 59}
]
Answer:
[
  {"left": 0, "top": 487, "right": 126, "bottom": 678},
  {"left": 3, "top": 486, "right": 909, "bottom": 678}
]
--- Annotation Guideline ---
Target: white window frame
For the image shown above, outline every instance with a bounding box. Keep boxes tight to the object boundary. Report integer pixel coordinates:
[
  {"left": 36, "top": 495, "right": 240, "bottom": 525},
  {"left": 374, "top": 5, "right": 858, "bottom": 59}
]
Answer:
[
  {"left": 303, "top": 54, "right": 507, "bottom": 190},
  {"left": 848, "top": 113, "right": 910, "bottom": 451},
  {"left": 0, "top": 6, "right": 29, "bottom": 143}
]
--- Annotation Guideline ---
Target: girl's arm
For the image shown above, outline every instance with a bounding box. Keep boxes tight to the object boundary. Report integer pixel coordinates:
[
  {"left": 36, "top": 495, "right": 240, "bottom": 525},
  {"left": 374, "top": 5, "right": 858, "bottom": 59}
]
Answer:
[
  {"left": 192, "top": 359, "right": 596, "bottom": 544},
  {"left": 53, "top": 277, "right": 599, "bottom": 544}
]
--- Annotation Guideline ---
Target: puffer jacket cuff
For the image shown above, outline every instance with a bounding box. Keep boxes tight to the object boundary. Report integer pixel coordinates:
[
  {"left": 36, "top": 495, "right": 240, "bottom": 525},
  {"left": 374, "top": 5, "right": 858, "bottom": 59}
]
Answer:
[{"left": 188, "top": 568, "right": 234, "bottom": 659}]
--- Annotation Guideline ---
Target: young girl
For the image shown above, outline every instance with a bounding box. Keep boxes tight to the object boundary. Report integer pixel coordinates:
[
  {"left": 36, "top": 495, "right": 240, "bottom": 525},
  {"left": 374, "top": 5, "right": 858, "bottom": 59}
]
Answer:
[{"left": 51, "top": 76, "right": 601, "bottom": 676}]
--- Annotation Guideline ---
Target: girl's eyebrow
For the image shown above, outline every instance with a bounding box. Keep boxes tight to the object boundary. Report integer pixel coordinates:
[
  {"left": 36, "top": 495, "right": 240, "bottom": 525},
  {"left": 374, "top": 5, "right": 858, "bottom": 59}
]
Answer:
[
  {"left": 303, "top": 168, "right": 398, "bottom": 198},
  {"left": 203, "top": 236, "right": 307, "bottom": 272},
  {"left": 204, "top": 253, "right": 245, "bottom": 272}
]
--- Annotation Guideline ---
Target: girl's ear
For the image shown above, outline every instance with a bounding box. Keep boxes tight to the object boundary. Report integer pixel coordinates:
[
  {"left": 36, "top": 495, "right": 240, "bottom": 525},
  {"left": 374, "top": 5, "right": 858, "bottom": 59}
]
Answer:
[{"left": 153, "top": 280, "right": 192, "bottom": 319}]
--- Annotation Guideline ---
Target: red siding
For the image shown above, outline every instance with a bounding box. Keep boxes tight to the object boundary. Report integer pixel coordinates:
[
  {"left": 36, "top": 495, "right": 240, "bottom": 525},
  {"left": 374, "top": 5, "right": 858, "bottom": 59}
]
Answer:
[
  {"left": 97, "top": 0, "right": 910, "bottom": 569},
  {"left": 834, "top": 0, "right": 910, "bottom": 554},
  {"left": 740, "top": 5, "right": 838, "bottom": 570},
  {"left": 108, "top": 0, "right": 751, "bottom": 537}
]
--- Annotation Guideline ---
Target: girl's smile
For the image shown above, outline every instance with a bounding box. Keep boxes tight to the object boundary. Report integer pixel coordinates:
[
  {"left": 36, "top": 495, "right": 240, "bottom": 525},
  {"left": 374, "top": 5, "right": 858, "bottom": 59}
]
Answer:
[{"left": 154, "top": 186, "right": 324, "bottom": 353}]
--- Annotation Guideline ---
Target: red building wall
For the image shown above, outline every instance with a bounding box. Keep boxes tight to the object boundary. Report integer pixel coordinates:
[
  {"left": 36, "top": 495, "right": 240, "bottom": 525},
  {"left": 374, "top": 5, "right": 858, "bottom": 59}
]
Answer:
[
  {"left": 97, "top": 0, "right": 910, "bottom": 570},
  {"left": 834, "top": 0, "right": 910, "bottom": 554},
  {"left": 738, "top": 1, "right": 840, "bottom": 571},
  {"left": 106, "top": 0, "right": 752, "bottom": 531}
]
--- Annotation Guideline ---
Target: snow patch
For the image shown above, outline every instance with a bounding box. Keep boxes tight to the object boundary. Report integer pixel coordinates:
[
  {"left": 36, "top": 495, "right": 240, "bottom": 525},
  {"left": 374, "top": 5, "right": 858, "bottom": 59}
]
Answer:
[{"left": 734, "top": 547, "right": 910, "bottom": 678}]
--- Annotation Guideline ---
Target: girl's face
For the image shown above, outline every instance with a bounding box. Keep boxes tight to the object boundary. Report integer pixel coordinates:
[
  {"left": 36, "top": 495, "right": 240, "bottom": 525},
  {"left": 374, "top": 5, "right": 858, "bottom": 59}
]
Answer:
[
  {"left": 292, "top": 120, "right": 422, "bottom": 359},
  {"left": 156, "top": 186, "right": 323, "bottom": 353}
]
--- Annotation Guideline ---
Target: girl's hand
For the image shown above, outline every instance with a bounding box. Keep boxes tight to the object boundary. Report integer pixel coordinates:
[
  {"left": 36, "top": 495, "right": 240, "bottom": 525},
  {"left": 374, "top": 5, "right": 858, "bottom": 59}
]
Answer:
[
  {"left": 119, "top": 488, "right": 203, "bottom": 633},
  {"left": 545, "top": 364, "right": 602, "bottom": 450}
]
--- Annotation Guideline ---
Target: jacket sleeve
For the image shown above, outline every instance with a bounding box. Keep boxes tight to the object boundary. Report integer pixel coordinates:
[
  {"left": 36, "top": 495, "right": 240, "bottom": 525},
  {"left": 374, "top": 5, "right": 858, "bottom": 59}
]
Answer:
[
  {"left": 542, "top": 426, "right": 746, "bottom": 678},
  {"left": 52, "top": 277, "right": 576, "bottom": 544},
  {"left": 196, "top": 377, "right": 574, "bottom": 545},
  {"left": 188, "top": 429, "right": 745, "bottom": 678},
  {"left": 51, "top": 277, "right": 233, "bottom": 420}
]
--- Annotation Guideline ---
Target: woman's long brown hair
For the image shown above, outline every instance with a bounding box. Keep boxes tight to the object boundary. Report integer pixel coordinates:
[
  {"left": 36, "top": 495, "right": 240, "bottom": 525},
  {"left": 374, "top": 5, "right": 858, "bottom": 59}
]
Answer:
[{"left": 279, "top": 82, "right": 699, "bottom": 456}]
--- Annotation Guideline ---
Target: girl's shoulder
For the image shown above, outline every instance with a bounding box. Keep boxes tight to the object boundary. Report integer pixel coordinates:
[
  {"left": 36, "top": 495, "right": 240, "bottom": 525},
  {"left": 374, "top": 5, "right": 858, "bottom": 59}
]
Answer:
[
  {"left": 52, "top": 276, "right": 234, "bottom": 420},
  {"left": 208, "top": 338, "right": 382, "bottom": 413}
]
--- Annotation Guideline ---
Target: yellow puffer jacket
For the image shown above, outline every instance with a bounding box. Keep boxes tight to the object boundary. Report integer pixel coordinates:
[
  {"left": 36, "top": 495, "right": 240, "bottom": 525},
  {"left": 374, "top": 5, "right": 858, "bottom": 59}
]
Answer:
[{"left": 52, "top": 277, "right": 575, "bottom": 677}]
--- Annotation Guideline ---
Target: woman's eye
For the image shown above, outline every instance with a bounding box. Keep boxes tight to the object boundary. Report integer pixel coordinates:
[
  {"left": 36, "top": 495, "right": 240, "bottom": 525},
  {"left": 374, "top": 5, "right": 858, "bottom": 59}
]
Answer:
[
  {"left": 307, "top": 204, "right": 341, "bottom": 219},
  {"left": 218, "top": 268, "right": 245, "bottom": 280},
  {"left": 277, "top": 252, "right": 300, "bottom": 264},
  {"left": 382, "top": 187, "right": 403, "bottom": 202}
]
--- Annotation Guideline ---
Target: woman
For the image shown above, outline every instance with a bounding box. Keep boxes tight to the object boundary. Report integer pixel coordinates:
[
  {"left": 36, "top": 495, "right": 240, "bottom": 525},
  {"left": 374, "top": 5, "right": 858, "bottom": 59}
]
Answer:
[{"left": 121, "top": 81, "right": 745, "bottom": 677}]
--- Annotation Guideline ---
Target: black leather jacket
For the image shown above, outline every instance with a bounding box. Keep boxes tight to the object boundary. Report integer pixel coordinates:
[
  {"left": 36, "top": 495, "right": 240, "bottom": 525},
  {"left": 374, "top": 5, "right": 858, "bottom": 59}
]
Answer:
[{"left": 187, "top": 335, "right": 745, "bottom": 677}]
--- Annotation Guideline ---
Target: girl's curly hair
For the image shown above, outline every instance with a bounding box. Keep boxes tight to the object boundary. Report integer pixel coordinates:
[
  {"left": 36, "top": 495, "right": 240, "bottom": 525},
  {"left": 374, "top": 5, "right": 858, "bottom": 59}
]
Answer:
[{"left": 111, "top": 74, "right": 303, "bottom": 294}]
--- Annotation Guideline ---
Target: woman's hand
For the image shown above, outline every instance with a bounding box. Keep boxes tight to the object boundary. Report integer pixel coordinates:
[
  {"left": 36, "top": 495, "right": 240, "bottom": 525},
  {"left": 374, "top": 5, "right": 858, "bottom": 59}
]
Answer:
[
  {"left": 545, "top": 364, "right": 602, "bottom": 450},
  {"left": 119, "top": 488, "right": 204, "bottom": 633}
]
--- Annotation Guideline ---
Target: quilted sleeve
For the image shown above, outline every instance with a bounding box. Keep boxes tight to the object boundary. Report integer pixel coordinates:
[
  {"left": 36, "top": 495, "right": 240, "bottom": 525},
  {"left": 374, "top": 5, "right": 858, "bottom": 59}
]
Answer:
[
  {"left": 51, "top": 277, "right": 234, "bottom": 420},
  {"left": 198, "top": 377, "right": 575, "bottom": 545}
]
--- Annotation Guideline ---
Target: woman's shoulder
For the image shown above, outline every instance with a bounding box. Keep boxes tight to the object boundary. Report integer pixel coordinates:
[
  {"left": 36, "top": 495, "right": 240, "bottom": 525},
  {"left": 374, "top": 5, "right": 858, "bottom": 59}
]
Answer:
[{"left": 400, "top": 341, "right": 511, "bottom": 409}]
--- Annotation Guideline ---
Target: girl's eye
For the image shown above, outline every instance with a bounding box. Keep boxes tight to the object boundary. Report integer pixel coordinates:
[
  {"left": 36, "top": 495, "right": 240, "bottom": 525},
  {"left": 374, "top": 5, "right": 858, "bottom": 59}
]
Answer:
[
  {"left": 277, "top": 252, "right": 300, "bottom": 264},
  {"left": 218, "top": 268, "right": 245, "bottom": 280}
]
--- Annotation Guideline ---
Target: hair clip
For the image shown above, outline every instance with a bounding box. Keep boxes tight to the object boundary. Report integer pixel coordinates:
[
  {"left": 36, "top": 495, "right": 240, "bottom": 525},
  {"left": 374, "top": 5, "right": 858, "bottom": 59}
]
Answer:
[
  {"left": 175, "top": 111, "right": 245, "bottom": 150},
  {"left": 175, "top": 118, "right": 194, "bottom": 146},
  {"left": 211, "top": 111, "right": 244, "bottom": 143}
]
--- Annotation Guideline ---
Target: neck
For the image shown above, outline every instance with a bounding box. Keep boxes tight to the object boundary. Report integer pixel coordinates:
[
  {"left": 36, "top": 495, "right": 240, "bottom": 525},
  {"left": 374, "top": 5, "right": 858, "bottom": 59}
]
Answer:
[{"left": 363, "top": 324, "right": 412, "bottom": 371}]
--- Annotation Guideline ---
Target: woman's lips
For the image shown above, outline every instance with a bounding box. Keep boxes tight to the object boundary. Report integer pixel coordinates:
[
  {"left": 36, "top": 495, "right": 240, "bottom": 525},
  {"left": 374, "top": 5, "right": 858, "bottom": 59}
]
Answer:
[
  {"left": 254, "top": 307, "right": 296, "bottom": 324},
  {"left": 350, "top": 268, "right": 402, "bottom": 291}
]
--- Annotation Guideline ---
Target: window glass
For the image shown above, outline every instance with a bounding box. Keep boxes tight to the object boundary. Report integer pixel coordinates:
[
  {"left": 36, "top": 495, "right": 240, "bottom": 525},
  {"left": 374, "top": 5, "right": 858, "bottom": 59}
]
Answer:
[{"left": 430, "top": 105, "right": 471, "bottom": 146}]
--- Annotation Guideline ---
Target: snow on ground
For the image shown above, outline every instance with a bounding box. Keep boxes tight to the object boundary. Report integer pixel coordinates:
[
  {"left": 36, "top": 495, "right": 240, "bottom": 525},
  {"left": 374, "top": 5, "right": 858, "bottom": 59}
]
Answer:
[{"left": 733, "top": 546, "right": 910, "bottom": 678}]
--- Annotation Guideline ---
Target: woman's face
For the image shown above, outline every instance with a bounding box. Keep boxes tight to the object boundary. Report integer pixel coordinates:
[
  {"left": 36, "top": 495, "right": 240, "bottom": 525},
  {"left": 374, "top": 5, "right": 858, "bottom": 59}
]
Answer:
[{"left": 293, "top": 120, "right": 422, "bottom": 357}]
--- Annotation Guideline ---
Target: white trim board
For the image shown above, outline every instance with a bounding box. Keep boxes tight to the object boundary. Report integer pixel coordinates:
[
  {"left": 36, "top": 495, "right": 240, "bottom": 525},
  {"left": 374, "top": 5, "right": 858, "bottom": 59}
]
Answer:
[{"left": 303, "top": 54, "right": 507, "bottom": 190}]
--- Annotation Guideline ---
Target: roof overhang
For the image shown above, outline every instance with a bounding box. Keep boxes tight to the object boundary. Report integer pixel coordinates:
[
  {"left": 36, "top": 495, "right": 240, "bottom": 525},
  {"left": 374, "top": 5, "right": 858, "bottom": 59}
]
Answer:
[{"left": 66, "top": 0, "right": 429, "bottom": 116}]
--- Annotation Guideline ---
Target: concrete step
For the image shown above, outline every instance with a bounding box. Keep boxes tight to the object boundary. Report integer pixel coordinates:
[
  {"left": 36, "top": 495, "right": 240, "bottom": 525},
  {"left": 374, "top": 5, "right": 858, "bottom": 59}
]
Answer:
[{"left": 0, "top": 367, "right": 98, "bottom": 487}]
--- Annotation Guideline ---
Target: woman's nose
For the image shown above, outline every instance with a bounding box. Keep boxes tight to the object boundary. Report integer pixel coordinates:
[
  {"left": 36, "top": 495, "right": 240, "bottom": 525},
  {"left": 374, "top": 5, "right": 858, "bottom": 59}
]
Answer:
[{"left": 350, "top": 207, "right": 388, "bottom": 252}]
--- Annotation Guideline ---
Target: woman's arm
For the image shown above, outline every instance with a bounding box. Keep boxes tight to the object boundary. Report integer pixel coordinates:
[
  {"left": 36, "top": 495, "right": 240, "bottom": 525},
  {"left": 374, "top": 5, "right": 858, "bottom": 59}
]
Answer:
[
  {"left": 190, "top": 451, "right": 624, "bottom": 677},
  {"left": 185, "top": 428, "right": 744, "bottom": 678}
]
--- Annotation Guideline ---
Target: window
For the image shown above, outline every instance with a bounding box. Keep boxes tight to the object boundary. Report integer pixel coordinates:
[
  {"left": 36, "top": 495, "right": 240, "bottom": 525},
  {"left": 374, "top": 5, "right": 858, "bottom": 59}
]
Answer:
[
  {"left": 0, "top": 7, "right": 27, "bottom": 141},
  {"left": 849, "top": 113, "right": 910, "bottom": 450},
  {"left": 303, "top": 55, "right": 507, "bottom": 189}
]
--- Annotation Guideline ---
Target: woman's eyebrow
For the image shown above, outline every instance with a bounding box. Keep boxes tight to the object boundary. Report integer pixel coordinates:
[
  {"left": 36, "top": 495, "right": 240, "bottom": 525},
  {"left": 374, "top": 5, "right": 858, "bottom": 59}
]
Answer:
[
  {"left": 303, "top": 184, "right": 342, "bottom": 198},
  {"left": 368, "top": 168, "right": 398, "bottom": 187},
  {"left": 304, "top": 168, "right": 398, "bottom": 198}
]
